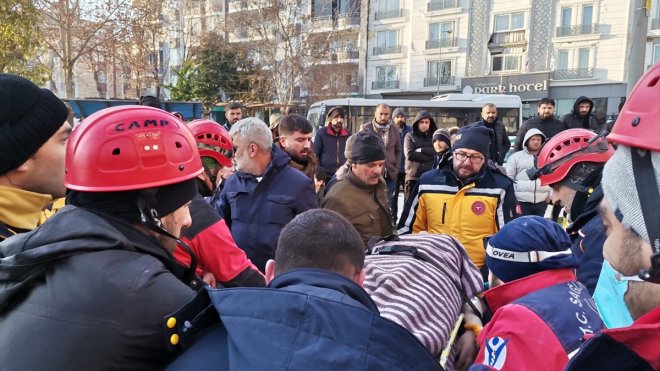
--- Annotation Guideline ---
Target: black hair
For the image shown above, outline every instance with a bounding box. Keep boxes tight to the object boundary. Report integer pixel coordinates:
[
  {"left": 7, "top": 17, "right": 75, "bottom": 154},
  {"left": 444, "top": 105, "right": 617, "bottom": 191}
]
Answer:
[
  {"left": 226, "top": 102, "right": 243, "bottom": 111},
  {"left": 275, "top": 209, "right": 365, "bottom": 276},
  {"left": 278, "top": 114, "right": 313, "bottom": 135},
  {"left": 539, "top": 98, "right": 556, "bottom": 107},
  {"left": 139, "top": 95, "right": 162, "bottom": 109}
]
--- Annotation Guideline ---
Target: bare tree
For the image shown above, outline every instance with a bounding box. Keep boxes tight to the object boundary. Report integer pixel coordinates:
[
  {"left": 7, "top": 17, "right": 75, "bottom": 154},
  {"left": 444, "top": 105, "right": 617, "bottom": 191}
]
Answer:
[{"left": 35, "top": 0, "right": 131, "bottom": 98}]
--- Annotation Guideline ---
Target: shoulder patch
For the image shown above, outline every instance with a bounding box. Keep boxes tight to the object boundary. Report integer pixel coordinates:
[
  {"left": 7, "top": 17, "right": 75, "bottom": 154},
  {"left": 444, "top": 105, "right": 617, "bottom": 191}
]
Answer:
[{"left": 483, "top": 336, "right": 509, "bottom": 370}]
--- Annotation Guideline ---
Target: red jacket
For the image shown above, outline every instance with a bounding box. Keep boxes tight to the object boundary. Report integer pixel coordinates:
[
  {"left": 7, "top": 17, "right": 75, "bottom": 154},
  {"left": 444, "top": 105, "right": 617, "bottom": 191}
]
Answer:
[
  {"left": 471, "top": 269, "right": 603, "bottom": 371},
  {"left": 565, "top": 306, "right": 660, "bottom": 370},
  {"left": 174, "top": 194, "right": 265, "bottom": 287}
]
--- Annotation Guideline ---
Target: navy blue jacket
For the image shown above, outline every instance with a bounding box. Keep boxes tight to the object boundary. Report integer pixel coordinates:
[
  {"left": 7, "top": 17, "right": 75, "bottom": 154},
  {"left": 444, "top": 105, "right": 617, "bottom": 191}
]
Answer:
[
  {"left": 215, "top": 146, "right": 317, "bottom": 271},
  {"left": 166, "top": 269, "right": 443, "bottom": 371},
  {"left": 313, "top": 125, "right": 351, "bottom": 176},
  {"left": 567, "top": 185, "right": 605, "bottom": 295}
]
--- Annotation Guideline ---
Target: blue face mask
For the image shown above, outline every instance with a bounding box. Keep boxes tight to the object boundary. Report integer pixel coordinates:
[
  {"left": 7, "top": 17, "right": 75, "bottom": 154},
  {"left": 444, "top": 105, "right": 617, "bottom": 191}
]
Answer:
[{"left": 593, "top": 260, "right": 641, "bottom": 328}]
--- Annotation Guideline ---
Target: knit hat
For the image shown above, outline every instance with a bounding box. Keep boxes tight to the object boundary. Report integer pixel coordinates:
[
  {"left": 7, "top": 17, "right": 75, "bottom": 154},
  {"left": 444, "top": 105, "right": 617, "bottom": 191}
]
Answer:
[
  {"left": 432, "top": 129, "right": 451, "bottom": 149},
  {"left": 139, "top": 95, "right": 162, "bottom": 109},
  {"left": 350, "top": 132, "right": 385, "bottom": 164},
  {"left": 0, "top": 74, "right": 69, "bottom": 175},
  {"left": 392, "top": 107, "right": 407, "bottom": 118},
  {"left": 344, "top": 133, "right": 359, "bottom": 159},
  {"left": 602, "top": 145, "right": 660, "bottom": 245},
  {"left": 326, "top": 106, "right": 346, "bottom": 120},
  {"left": 486, "top": 216, "right": 578, "bottom": 283},
  {"left": 452, "top": 124, "right": 492, "bottom": 158},
  {"left": 67, "top": 178, "right": 198, "bottom": 225}
]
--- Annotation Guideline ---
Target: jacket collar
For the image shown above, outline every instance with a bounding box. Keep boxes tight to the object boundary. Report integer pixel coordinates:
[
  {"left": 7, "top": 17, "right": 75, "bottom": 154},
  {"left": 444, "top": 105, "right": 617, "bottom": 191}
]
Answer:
[
  {"left": 269, "top": 268, "right": 380, "bottom": 313},
  {"left": 0, "top": 185, "right": 53, "bottom": 232},
  {"left": 484, "top": 269, "right": 577, "bottom": 312},
  {"left": 326, "top": 125, "right": 349, "bottom": 137},
  {"left": 235, "top": 146, "right": 290, "bottom": 184}
]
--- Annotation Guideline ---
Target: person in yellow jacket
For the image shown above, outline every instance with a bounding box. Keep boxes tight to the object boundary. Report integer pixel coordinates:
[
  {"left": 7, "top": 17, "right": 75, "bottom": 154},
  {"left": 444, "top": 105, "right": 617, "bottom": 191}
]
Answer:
[
  {"left": 398, "top": 125, "right": 517, "bottom": 278},
  {"left": 0, "top": 74, "right": 70, "bottom": 240}
]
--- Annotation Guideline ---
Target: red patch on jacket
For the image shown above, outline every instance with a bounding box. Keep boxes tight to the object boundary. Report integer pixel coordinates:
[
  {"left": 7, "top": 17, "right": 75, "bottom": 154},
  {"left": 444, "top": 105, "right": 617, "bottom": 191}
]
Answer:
[{"left": 471, "top": 201, "right": 486, "bottom": 215}]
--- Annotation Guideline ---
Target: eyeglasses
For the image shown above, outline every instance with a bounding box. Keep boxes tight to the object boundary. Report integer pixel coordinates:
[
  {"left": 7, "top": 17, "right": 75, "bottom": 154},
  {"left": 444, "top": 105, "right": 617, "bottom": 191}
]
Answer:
[{"left": 454, "top": 151, "right": 485, "bottom": 164}]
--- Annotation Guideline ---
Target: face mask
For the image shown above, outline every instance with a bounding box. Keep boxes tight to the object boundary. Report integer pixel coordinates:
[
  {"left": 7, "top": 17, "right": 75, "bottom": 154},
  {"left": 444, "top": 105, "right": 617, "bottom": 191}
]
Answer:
[{"left": 593, "top": 260, "right": 642, "bottom": 328}]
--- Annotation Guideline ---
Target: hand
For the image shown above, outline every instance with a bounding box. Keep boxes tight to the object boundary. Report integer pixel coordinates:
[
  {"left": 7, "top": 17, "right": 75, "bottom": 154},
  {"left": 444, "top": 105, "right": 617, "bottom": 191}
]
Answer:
[
  {"left": 203, "top": 272, "right": 217, "bottom": 288},
  {"left": 454, "top": 331, "right": 478, "bottom": 371}
]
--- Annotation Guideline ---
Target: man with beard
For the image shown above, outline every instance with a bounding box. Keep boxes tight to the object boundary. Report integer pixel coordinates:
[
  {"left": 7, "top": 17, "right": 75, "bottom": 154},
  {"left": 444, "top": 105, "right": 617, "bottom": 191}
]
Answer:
[
  {"left": 322, "top": 132, "right": 392, "bottom": 247},
  {"left": 313, "top": 106, "right": 351, "bottom": 180},
  {"left": 399, "top": 125, "right": 517, "bottom": 276},
  {"left": 472, "top": 103, "right": 510, "bottom": 165},
  {"left": 565, "top": 64, "right": 660, "bottom": 370},
  {"left": 513, "top": 98, "right": 568, "bottom": 152},
  {"left": 360, "top": 103, "right": 402, "bottom": 212},
  {"left": 278, "top": 114, "right": 317, "bottom": 180},
  {"left": 222, "top": 102, "right": 243, "bottom": 131},
  {"left": 0, "top": 106, "right": 204, "bottom": 369},
  {"left": 215, "top": 118, "right": 317, "bottom": 271},
  {"left": 560, "top": 96, "right": 600, "bottom": 132}
]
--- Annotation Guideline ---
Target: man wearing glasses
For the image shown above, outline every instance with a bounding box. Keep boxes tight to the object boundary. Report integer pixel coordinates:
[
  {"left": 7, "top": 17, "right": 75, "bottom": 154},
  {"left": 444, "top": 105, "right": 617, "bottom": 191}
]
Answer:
[{"left": 398, "top": 125, "right": 517, "bottom": 277}]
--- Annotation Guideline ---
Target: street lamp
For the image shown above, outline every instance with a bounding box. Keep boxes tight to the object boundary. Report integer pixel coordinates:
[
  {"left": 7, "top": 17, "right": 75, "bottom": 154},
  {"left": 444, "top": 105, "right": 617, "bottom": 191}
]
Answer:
[{"left": 436, "top": 29, "right": 453, "bottom": 96}]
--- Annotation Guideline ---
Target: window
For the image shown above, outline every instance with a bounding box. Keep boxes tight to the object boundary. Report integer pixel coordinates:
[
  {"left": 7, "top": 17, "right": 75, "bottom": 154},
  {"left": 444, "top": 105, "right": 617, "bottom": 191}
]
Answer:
[
  {"left": 492, "top": 54, "right": 521, "bottom": 72},
  {"left": 561, "top": 7, "right": 572, "bottom": 28},
  {"left": 429, "top": 22, "right": 453, "bottom": 40},
  {"left": 654, "top": 44, "right": 660, "bottom": 64},
  {"left": 557, "top": 50, "right": 569, "bottom": 70},
  {"left": 494, "top": 12, "right": 524, "bottom": 32},
  {"left": 313, "top": 0, "right": 332, "bottom": 17},
  {"left": 578, "top": 48, "right": 590, "bottom": 69},
  {"left": 582, "top": 5, "right": 593, "bottom": 26},
  {"left": 378, "top": 0, "right": 399, "bottom": 12},
  {"left": 427, "top": 60, "right": 452, "bottom": 85},
  {"left": 376, "top": 66, "right": 398, "bottom": 81},
  {"left": 376, "top": 30, "right": 398, "bottom": 47}
]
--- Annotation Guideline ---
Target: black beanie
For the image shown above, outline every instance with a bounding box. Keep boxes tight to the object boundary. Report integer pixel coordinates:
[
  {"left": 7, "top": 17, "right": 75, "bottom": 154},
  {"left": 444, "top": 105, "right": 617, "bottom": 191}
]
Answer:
[
  {"left": 0, "top": 74, "right": 69, "bottom": 175},
  {"left": 452, "top": 124, "right": 492, "bottom": 158},
  {"left": 350, "top": 132, "right": 385, "bottom": 164},
  {"left": 68, "top": 178, "right": 198, "bottom": 225},
  {"left": 432, "top": 129, "right": 452, "bottom": 149}
]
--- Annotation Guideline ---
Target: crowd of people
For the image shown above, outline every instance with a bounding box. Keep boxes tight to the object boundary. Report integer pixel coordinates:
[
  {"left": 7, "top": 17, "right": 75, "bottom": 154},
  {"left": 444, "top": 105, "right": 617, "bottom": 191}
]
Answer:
[{"left": 0, "top": 68, "right": 658, "bottom": 371}]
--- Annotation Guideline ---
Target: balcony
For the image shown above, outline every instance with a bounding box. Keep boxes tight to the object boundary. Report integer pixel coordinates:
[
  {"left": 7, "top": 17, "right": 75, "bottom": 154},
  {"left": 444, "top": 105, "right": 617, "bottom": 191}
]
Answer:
[
  {"left": 372, "top": 80, "right": 400, "bottom": 90},
  {"left": 489, "top": 30, "right": 526, "bottom": 46},
  {"left": 652, "top": 19, "right": 660, "bottom": 30},
  {"left": 423, "top": 76, "right": 456, "bottom": 87},
  {"left": 373, "top": 45, "right": 404, "bottom": 56},
  {"left": 427, "top": 0, "right": 458, "bottom": 12},
  {"left": 310, "top": 15, "right": 334, "bottom": 29},
  {"left": 374, "top": 9, "right": 403, "bottom": 21},
  {"left": 556, "top": 24, "right": 598, "bottom": 37},
  {"left": 331, "top": 49, "right": 359, "bottom": 62},
  {"left": 337, "top": 13, "right": 361, "bottom": 27},
  {"left": 425, "top": 38, "right": 456, "bottom": 49},
  {"left": 552, "top": 68, "right": 594, "bottom": 80}
]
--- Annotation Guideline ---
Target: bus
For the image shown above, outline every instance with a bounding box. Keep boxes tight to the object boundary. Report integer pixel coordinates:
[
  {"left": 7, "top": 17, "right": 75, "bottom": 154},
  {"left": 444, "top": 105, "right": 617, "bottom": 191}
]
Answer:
[{"left": 306, "top": 94, "right": 523, "bottom": 136}]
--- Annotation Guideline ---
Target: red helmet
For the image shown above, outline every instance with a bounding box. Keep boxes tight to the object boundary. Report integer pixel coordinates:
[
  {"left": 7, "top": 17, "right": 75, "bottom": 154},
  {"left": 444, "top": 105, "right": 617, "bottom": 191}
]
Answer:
[
  {"left": 609, "top": 63, "right": 660, "bottom": 151},
  {"left": 65, "top": 106, "right": 203, "bottom": 191},
  {"left": 535, "top": 129, "right": 614, "bottom": 186},
  {"left": 187, "top": 119, "right": 233, "bottom": 168}
]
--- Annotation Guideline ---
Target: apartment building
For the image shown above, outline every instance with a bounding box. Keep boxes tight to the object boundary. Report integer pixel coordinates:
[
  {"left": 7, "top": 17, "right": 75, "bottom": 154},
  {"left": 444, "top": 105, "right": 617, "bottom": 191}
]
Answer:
[{"left": 365, "top": 0, "right": 654, "bottom": 120}]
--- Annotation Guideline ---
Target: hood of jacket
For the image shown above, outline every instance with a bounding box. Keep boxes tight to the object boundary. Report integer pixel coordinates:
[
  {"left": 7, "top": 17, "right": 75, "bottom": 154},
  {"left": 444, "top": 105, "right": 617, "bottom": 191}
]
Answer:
[
  {"left": 0, "top": 205, "right": 185, "bottom": 312},
  {"left": 412, "top": 110, "right": 437, "bottom": 136},
  {"left": 523, "top": 128, "right": 546, "bottom": 152},
  {"left": 572, "top": 96, "right": 594, "bottom": 116}
]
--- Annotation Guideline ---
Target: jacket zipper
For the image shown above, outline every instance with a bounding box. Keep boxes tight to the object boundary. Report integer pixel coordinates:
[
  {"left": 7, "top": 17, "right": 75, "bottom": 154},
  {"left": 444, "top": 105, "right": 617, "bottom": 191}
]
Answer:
[{"left": 442, "top": 202, "right": 447, "bottom": 224}]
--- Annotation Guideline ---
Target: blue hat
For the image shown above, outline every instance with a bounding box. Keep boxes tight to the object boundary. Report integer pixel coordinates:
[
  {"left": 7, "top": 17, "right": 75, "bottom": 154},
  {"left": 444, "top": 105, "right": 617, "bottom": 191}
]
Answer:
[
  {"left": 486, "top": 216, "right": 578, "bottom": 282},
  {"left": 453, "top": 124, "right": 492, "bottom": 158}
]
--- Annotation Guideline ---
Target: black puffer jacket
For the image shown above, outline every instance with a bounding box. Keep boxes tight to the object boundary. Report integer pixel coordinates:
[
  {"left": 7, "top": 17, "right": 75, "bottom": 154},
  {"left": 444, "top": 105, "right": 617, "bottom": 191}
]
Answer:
[
  {"left": 561, "top": 96, "right": 600, "bottom": 132},
  {"left": 404, "top": 111, "right": 437, "bottom": 181},
  {"left": 0, "top": 206, "right": 196, "bottom": 370},
  {"left": 514, "top": 116, "right": 568, "bottom": 152}
]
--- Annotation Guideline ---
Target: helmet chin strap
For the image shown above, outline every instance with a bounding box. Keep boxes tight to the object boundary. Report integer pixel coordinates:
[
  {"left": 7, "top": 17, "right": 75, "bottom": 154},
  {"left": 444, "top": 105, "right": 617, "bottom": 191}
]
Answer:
[
  {"left": 137, "top": 189, "right": 199, "bottom": 285},
  {"left": 630, "top": 149, "right": 660, "bottom": 284}
]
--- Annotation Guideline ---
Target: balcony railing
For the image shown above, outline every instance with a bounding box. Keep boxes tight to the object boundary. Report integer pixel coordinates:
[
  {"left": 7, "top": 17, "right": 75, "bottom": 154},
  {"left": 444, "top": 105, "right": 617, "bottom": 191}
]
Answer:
[
  {"left": 337, "top": 13, "right": 361, "bottom": 26},
  {"left": 556, "top": 23, "right": 598, "bottom": 37},
  {"left": 372, "top": 80, "right": 400, "bottom": 89},
  {"left": 373, "top": 45, "right": 403, "bottom": 56},
  {"left": 552, "top": 68, "right": 594, "bottom": 80},
  {"left": 490, "top": 30, "right": 526, "bottom": 45},
  {"left": 425, "top": 38, "right": 456, "bottom": 49},
  {"left": 427, "top": 0, "right": 458, "bottom": 12},
  {"left": 331, "top": 49, "right": 359, "bottom": 61},
  {"left": 652, "top": 19, "right": 660, "bottom": 30},
  {"left": 423, "top": 76, "right": 455, "bottom": 86},
  {"left": 374, "top": 9, "right": 403, "bottom": 21}
]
